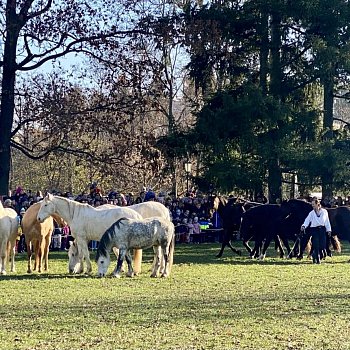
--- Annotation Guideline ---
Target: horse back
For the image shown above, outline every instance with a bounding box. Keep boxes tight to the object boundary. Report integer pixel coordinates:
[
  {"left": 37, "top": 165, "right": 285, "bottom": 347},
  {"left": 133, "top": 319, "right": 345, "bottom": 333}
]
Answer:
[
  {"left": 327, "top": 206, "right": 350, "bottom": 241},
  {"left": 129, "top": 201, "right": 171, "bottom": 220},
  {"left": 0, "top": 207, "right": 18, "bottom": 241},
  {"left": 112, "top": 217, "right": 174, "bottom": 249},
  {"left": 240, "top": 204, "right": 283, "bottom": 238}
]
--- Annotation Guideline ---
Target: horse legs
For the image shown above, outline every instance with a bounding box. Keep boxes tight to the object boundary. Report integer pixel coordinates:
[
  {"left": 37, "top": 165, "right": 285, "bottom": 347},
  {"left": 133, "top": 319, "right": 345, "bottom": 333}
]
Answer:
[
  {"left": 242, "top": 236, "right": 254, "bottom": 256},
  {"left": 37, "top": 237, "right": 47, "bottom": 272},
  {"left": 216, "top": 229, "right": 241, "bottom": 258},
  {"left": 33, "top": 240, "right": 41, "bottom": 272},
  {"left": 258, "top": 235, "right": 274, "bottom": 260},
  {"left": 297, "top": 233, "right": 312, "bottom": 259},
  {"left": 73, "top": 239, "right": 89, "bottom": 274},
  {"left": 133, "top": 249, "right": 142, "bottom": 275},
  {"left": 0, "top": 241, "right": 7, "bottom": 275},
  {"left": 160, "top": 245, "right": 170, "bottom": 278},
  {"left": 43, "top": 234, "right": 51, "bottom": 271},
  {"left": 275, "top": 235, "right": 287, "bottom": 259},
  {"left": 112, "top": 248, "right": 126, "bottom": 278},
  {"left": 216, "top": 229, "right": 229, "bottom": 257},
  {"left": 150, "top": 246, "right": 161, "bottom": 278},
  {"left": 216, "top": 242, "right": 227, "bottom": 258},
  {"left": 7, "top": 239, "right": 16, "bottom": 272},
  {"left": 251, "top": 240, "right": 262, "bottom": 258},
  {"left": 26, "top": 240, "right": 34, "bottom": 273},
  {"left": 125, "top": 251, "right": 134, "bottom": 277}
]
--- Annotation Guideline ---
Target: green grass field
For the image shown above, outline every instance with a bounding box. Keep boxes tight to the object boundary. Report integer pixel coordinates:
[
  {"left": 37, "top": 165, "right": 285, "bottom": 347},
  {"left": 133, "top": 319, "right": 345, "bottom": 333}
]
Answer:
[{"left": 1, "top": 242, "right": 350, "bottom": 350}]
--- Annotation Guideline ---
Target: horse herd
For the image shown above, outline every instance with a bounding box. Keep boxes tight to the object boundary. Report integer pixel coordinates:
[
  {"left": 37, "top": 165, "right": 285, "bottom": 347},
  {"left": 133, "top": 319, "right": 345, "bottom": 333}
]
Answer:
[
  {"left": 210, "top": 195, "right": 346, "bottom": 261},
  {"left": 0, "top": 194, "right": 175, "bottom": 277},
  {"left": 0, "top": 193, "right": 348, "bottom": 277}
]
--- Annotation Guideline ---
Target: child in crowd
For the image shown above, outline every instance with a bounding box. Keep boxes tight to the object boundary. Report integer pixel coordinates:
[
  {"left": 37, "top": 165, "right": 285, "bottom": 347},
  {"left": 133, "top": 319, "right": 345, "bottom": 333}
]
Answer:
[{"left": 191, "top": 217, "right": 202, "bottom": 243}]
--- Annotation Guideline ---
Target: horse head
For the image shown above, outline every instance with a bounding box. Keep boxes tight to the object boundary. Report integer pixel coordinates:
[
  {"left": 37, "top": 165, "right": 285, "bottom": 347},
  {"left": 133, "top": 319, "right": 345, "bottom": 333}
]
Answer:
[
  {"left": 95, "top": 250, "right": 111, "bottom": 277},
  {"left": 207, "top": 195, "right": 227, "bottom": 217},
  {"left": 37, "top": 193, "right": 55, "bottom": 223},
  {"left": 68, "top": 241, "right": 83, "bottom": 274}
]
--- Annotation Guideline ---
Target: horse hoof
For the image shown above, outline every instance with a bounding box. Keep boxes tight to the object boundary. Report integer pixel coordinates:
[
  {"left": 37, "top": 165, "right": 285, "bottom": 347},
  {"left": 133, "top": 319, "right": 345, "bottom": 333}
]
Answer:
[
  {"left": 161, "top": 273, "right": 168, "bottom": 278},
  {"left": 150, "top": 273, "right": 157, "bottom": 278},
  {"left": 27, "top": 269, "right": 32, "bottom": 274},
  {"left": 126, "top": 272, "right": 134, "bottom": 278},
  {"left": 112, "top": 273, "right": 121, "bottom": 278},
  {"left": 1, "top": 270, "right": 7, "bottom": 275}
]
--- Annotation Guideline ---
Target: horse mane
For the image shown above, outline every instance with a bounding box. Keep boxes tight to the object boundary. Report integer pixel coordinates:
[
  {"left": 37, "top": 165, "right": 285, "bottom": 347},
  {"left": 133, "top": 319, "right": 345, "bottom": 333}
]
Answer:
[{"left": 95, "top": 217, "right": 128, "bottom": 260}]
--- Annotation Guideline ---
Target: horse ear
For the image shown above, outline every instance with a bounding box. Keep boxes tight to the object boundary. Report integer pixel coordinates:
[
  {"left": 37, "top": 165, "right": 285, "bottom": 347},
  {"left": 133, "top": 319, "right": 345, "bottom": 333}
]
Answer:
[{"left": 47, "top": 193, "right": 53, "bottom": 200}]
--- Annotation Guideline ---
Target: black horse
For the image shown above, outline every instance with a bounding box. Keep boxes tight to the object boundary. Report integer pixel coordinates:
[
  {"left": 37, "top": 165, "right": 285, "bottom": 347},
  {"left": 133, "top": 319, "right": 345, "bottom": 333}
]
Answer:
[
  {"left": 207, "top": 195, "right": 244, "bottom": 257},
  {"left": 280, "top": 199, "right": 341, "bottom": 259},
  {"left": 327, "top": 206, "right": 350, "bottom": 242},
  {"left": 239, "top": 204, "right": 293, "bottom": 259}
]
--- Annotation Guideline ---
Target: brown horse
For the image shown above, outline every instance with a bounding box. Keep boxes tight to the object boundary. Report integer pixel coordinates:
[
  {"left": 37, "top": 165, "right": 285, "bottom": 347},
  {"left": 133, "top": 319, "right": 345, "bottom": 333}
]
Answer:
[{"left": 22, "top": 202, "right": 65, "bottom": 273}]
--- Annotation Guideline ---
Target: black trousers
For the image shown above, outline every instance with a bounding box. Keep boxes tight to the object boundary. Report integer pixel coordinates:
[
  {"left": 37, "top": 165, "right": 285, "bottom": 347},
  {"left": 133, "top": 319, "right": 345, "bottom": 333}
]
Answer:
[{"left": 310, "top": 226, "right": 326, "bottom": 263}]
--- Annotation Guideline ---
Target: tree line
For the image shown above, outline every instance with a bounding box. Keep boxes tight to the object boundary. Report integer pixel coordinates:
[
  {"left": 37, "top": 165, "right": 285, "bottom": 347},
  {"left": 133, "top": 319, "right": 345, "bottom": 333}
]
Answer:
[{"left": 2, "top": 0, "right": 350, "bottom": 200}]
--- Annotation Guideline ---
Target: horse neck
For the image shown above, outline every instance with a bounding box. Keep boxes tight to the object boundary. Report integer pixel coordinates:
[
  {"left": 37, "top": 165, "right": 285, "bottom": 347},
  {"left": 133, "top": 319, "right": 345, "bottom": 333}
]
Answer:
[
  {"left": 217, "top": 198, "right": 227, "bottom": 214},
  {"left": 52, "top": 197, "right": 77, "bottom": 225},
  {"left": 52, "top": 213, "right": 66, "bottom": 227},
  {"left": 98, "top": 227, "right": 115, "bottom": 257}
]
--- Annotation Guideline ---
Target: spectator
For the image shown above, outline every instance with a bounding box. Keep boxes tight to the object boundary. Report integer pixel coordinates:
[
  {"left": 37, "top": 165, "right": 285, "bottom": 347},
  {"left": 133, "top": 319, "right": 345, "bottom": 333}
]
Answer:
[
  {"left": 144, "top": 188, "right": 156, "bottom": 202},
  {"left": 17, "top": 208, "right": 26, "bottom": 253},
  {"left": 172, "top": 208, "right": 183, "bottom": 226},
  {"left": 256, "top": 192, "right": 268, "bottom": 204},
  {"left": 176, "top": 217, "right": 189, "bottom": 243},
  {"left": 3, "top": 198, "right": 13, "bottom": 208}
]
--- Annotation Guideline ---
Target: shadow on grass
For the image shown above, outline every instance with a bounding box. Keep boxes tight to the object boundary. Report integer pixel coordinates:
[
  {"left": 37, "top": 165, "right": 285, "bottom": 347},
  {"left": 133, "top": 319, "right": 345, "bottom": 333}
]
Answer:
[
  {"left": 3, "top": 242, "right": 349, "bottom": 281},
  {"left": 170, "top": 242, "right": 350, "bottom": 266},
  {"left": 0, "top": 272, "right": 93, "bottom": 281}
]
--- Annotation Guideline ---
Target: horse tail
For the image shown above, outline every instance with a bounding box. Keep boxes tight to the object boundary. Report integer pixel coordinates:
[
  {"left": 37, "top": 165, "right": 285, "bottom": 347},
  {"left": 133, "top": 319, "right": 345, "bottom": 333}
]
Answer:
[
  {"left": 305, "top": 239, "right": 312, "bottom": 256},
  {"left": 167, "top": 230, "right": 175, "bottom": 275},
  {"left": 330, "top": 235, "right": 341, "bottom": 253}
]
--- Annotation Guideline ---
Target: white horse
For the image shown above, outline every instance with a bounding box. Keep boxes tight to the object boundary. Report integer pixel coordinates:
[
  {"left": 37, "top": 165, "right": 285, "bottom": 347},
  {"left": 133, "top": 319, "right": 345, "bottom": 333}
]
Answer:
[
  {"left": 68, "top": 200, "right": 172, "bottom": 274},
  {"left": 37, "top": 194, "right": 143, "bottom": 274},
  {"left": 96, "top": 217, "right": 175, "bottom": 278},
  {"left": 0, "top": 201, "right": 19, "bottom": 274}
]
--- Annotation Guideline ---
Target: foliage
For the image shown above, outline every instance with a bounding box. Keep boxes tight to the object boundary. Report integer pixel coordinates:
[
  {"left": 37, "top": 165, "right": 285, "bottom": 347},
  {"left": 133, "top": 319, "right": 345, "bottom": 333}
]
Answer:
[
  {"left": 177, "top": 0, "right": 350, "bottom": 197},
  {"left": 2, "top": 243, "right": 350, "bottom": 349}
]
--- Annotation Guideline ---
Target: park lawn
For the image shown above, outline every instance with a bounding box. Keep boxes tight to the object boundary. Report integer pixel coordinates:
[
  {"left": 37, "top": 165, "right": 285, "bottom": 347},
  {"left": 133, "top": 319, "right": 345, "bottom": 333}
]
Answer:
[{"left": 0, "top": 242, "right": 350, "bottom": 350}]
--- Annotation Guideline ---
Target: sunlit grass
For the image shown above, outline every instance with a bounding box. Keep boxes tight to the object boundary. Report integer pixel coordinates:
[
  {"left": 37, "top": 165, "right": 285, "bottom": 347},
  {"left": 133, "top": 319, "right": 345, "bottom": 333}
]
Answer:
[{"left": 1, "top": 242, "right": 350, "bottom": 349}]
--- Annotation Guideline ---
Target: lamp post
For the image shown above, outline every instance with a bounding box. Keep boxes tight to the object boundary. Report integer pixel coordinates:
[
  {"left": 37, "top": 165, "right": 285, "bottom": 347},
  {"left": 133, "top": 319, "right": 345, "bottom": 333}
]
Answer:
[{"left": 184, "top": 160, "right": 192, "bottom": 194}]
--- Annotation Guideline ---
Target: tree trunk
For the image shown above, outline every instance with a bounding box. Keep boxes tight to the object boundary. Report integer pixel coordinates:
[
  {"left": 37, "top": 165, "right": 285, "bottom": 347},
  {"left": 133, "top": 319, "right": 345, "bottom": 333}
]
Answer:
[
  {"left": 258, "top": 5, "right": 269, "bottom": 95},
  {"left": 321, "top": 72, "right": 334, "bottom": 199},
  {"left": 0, "top": 1, "right": 21, "bottom": 195},
  {"left": 266, "top": 10, "right": 283, "bottom": 203},
  {"left": 267, "top": 157, "right": 282, "bottom": 204}
]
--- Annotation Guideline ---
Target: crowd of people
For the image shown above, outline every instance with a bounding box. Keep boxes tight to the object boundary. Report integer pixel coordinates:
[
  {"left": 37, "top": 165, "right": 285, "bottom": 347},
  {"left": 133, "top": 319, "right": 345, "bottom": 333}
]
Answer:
[{"left": 2, "top": 183, "right": 224, "bottom": 253}]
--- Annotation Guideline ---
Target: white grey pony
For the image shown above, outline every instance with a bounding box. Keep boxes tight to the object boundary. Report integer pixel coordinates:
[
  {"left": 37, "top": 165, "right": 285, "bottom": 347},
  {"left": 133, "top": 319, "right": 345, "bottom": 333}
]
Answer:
[{"left": 95, "top": 217, "right": 175, "bottom": 278}]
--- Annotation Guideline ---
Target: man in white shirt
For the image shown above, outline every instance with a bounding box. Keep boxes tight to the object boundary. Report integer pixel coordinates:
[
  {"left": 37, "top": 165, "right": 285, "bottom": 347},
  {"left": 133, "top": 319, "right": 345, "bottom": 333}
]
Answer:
[{"left": 301, "top": 197, "right": 332, "bottom": 264}]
